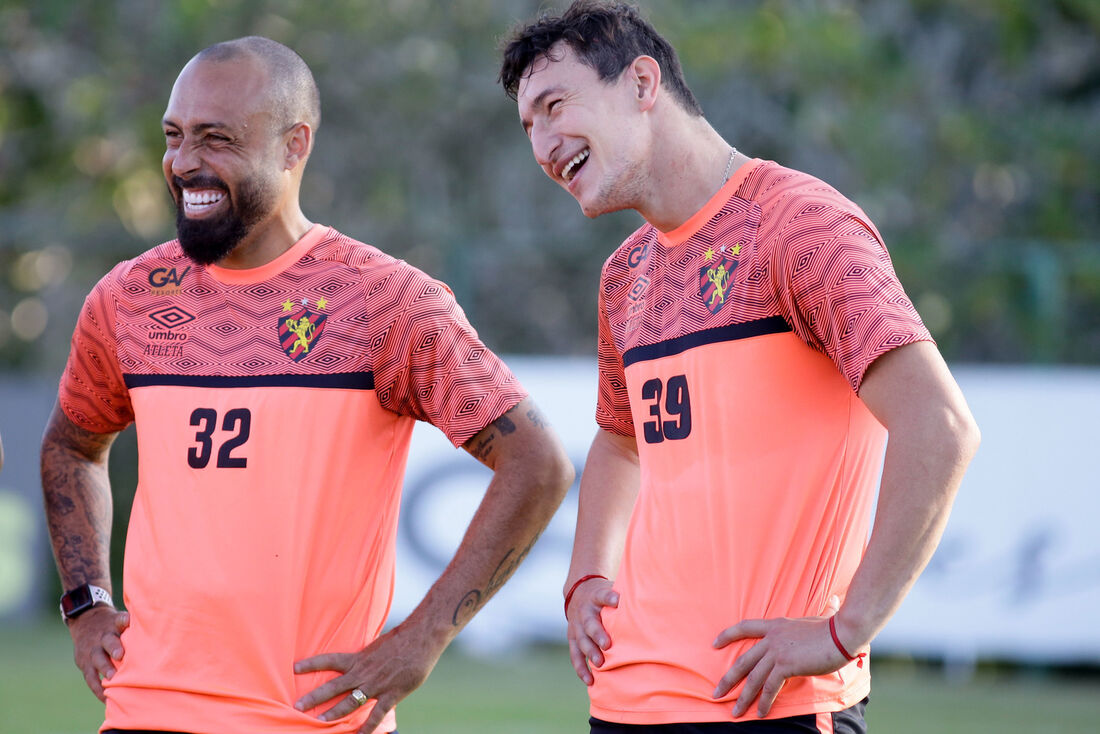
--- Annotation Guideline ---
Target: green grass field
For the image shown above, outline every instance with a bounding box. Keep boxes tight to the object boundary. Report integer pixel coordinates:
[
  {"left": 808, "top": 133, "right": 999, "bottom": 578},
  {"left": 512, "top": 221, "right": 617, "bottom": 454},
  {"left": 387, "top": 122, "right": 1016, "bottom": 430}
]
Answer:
[{"left": 4, "top": 619, "right": 1098, "bottom": 733}]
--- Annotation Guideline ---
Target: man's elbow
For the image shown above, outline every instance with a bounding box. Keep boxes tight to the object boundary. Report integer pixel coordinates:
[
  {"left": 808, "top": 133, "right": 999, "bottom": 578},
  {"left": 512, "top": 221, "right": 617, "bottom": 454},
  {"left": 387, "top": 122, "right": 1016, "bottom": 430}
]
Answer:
[
  {"left": 540, "top": 442, "right": 575, "bottom": 501},
  {"left": 515, "top": 438, "right": 574, "bottom": 510},
  {"left": 938, "top": 399, "right": 981, "bottom": 472}
]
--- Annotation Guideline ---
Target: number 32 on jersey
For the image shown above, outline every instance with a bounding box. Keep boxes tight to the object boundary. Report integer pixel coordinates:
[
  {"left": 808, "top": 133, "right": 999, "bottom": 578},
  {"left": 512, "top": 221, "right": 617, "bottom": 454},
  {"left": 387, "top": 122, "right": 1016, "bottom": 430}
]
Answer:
[
  {"left": 188, "top": 407, "right": 251, "bottom": 468},
  {"left": 641, "top": 374, "right": 692, "bottom": 444}
]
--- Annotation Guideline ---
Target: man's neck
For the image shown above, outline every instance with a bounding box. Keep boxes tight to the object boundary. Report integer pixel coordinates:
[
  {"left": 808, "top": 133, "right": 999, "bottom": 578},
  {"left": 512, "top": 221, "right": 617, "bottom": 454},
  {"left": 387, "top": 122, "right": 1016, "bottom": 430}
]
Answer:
[
  {"left": 637, "top": 118, "right": 743, "bottom": 233},
  {"left": 215, "top": 210, "right": 313, "bottom": 270}
]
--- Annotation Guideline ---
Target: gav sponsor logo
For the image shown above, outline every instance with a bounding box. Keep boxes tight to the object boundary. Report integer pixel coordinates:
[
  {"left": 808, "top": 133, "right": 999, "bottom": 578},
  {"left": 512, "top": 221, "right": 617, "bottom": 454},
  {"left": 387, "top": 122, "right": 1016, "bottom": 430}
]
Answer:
[
  {"left": 148, "top": 265, "right": 191, "bottom": 293},
  {"left": 627, "top": 240, "right": 650, "bottom": 268}
]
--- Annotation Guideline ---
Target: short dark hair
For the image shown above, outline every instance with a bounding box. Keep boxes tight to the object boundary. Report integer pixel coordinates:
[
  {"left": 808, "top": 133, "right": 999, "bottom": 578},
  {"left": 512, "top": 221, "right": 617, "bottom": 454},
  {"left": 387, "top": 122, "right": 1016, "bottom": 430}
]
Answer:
[
  {"left": 197, "top": 36, "right": 321, "bottom": 134},
  {"left": 499, "top": 0, "right": 703, "bottom": 117}
]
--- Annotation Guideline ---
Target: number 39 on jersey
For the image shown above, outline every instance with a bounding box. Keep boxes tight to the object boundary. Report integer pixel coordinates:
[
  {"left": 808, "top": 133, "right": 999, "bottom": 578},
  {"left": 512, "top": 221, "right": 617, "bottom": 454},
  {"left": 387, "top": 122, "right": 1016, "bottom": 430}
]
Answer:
[{"left": 640, "top": 374, "right": 692, "bottom": 444}]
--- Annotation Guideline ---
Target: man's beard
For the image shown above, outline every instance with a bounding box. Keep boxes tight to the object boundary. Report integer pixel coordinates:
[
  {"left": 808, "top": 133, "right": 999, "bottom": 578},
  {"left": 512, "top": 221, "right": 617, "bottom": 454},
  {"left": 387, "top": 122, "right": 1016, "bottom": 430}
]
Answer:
[{"left": 173, "top": 174, "right": 274, "bottom": 266}]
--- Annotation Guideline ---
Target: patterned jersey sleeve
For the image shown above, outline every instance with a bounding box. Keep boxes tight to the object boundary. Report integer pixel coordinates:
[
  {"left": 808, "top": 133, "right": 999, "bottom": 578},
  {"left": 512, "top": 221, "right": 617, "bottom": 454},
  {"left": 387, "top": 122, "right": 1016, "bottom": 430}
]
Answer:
[
  {"left": 771, "top": 198, "right": 933, "bottom": 392},
  {"left": 59, "top": 264, "right": 135, "bottom": 433},
  {"left": 595, "top": 269, "right": 635, "bottom": 437},
  {"left": 370, "top": 265, "right": 526, "bottom": 447}
]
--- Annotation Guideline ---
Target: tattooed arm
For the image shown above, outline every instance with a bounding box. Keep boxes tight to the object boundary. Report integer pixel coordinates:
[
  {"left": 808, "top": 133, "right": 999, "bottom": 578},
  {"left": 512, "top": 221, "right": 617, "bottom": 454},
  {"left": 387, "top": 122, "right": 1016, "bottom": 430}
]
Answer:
[
  {"left": 294, "top": 396, "right": 573, "bottom": 731},
  {"left": 40, "top": 400, "right": 130, "bottom": 701}
]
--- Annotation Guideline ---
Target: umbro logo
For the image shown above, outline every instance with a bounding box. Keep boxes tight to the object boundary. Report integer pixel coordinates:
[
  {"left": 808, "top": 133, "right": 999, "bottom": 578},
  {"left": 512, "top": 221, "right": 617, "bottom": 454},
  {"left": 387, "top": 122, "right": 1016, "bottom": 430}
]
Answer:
[{"left": 149, "top": 306, "right": 195, "bottom": 329}]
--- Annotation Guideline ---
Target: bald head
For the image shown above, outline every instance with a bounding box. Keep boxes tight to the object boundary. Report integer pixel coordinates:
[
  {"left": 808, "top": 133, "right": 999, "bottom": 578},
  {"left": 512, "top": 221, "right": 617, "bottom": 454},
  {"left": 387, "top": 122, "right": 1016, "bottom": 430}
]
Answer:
[
  {"left": 163, "top": 37, "right": 319, "bottom": 268},
  {"left": 194, "top": 36, "right": 321, "bottom": 137}
]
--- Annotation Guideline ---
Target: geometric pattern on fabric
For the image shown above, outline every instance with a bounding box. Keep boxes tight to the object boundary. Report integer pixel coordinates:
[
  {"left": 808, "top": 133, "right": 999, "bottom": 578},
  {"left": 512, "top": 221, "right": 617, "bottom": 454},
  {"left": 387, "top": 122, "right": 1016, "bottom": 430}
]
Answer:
[
  {"left": 596, "top": 160, "right": 931, "bottom": 435},
  {"left": 60, "top": 225, "right": 524, "bottom": 446}
]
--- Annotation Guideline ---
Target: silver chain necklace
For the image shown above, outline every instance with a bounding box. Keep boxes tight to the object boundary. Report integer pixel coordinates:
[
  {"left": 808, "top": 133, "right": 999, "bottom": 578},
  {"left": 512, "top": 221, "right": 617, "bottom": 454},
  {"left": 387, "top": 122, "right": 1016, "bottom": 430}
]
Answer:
[{"left": 723, "top": 147, "right": 739, "bottom": 182}]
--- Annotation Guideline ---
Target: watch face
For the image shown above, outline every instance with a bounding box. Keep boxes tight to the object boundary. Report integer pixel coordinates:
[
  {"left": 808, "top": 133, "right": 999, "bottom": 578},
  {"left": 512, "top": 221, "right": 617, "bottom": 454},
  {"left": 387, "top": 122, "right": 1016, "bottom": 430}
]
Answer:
[{"left": 61, "top": 585, "right": 94, "bottom": 617}]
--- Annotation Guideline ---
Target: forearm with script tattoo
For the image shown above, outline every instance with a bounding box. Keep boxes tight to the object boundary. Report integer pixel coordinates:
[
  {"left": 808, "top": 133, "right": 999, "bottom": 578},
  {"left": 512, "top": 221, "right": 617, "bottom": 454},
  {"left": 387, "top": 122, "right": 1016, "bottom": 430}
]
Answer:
[
  {"left": 40, "top": 401, "right": 119, "bottom": 591},
  {"left": 451, "top": 537, "right": 538, "bottom": 626}
]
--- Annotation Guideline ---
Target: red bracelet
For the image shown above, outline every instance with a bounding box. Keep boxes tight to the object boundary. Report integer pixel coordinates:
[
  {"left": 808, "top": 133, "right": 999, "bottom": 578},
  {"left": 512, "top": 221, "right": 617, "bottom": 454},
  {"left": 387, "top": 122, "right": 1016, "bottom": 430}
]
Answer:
[
  {"left": 564, "top": 574, "right": 608, "bottom": 619},
  {"left": 829, "top": 615, "right": 866, "bottom": 668}
]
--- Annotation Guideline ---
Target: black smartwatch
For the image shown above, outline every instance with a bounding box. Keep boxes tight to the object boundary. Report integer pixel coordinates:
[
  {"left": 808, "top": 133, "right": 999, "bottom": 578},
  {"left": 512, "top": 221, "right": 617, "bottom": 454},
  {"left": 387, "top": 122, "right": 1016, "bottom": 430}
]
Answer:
[{"left": 59, "top": 583, "right": 113, "bottom": 622}]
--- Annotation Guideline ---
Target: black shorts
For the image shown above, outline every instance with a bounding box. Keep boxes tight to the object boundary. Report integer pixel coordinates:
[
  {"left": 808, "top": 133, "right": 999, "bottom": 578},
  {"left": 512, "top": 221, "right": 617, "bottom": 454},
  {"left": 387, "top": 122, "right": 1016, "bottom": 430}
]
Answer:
[{"left": 589, "top": 698, "right": 868, "bottom": 734}]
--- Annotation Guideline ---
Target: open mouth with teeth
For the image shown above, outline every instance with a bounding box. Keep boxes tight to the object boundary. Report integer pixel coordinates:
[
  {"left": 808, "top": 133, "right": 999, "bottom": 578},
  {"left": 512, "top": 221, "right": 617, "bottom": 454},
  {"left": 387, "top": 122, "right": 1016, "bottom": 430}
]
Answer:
[
  {"left": 181, "top": 188, "right": 227, "bottom": 216},
  {"left": 562, "top": 149, "right": 590, "bottom": 182}
]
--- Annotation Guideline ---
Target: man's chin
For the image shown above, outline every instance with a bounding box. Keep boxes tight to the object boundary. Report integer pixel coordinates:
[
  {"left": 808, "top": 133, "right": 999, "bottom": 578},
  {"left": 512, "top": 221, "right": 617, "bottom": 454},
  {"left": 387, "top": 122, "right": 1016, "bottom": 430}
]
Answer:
[
  {"left": 176, "top": 217, "right": 246, "bottom": 266},
  {"left": 578, "top": 198, "right": 625, "bottom": 220}
]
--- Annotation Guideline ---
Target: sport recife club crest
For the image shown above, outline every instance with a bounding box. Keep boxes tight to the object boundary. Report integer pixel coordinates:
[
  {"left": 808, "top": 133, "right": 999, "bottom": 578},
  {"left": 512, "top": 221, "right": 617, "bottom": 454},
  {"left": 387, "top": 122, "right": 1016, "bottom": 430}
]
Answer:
[
  {"left": 279, "top": 297, "right": 327, "bottom": 361},
  {"left": 698, "top": 244, "right": 740, "bottom": 315}
]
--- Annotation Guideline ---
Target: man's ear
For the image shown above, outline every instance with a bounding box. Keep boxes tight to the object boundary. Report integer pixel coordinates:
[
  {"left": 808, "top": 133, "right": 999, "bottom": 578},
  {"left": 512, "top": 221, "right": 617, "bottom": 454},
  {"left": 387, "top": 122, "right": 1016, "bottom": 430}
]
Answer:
[
  {"left": 284, "top": 122, "right": 313, "bottom": 170},
  {"left": 630, "top": 55, "right": 662, "bottom": 112}
]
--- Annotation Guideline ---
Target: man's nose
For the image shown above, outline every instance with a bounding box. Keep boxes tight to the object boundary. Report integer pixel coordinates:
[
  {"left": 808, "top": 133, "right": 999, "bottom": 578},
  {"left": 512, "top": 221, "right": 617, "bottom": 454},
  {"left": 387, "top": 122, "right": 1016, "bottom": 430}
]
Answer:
[
  {"left": 169, "top": 140, "right": 201, "bottom": 178},
  {"left": 530, "top": 123, "right": 559, "bottom": 173}
]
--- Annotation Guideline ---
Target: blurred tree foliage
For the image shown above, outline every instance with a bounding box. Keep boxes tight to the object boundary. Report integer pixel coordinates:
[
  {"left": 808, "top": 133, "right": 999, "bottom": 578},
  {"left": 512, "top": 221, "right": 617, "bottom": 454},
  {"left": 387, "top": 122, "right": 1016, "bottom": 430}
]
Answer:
[{"left": 1, "top": 0, "right": 1098, "bottom": 371}]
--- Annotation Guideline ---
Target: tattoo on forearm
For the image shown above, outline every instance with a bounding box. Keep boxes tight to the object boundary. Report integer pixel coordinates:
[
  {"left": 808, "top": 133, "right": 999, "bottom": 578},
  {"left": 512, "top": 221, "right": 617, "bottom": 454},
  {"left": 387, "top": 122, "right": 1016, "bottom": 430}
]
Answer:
[
  {"left": 451, "top": 537, "right": 538, "bottom": 627},
  {"left": 467, "top": 409, "right": 520, "bottom": 464},
  {"left": 525, "top": 406, "right": 548, "bottom": 430},
  {"left": 40, "top": 413, "right": 116, "bottom": 588},
  {"left": 493, "top": 413, "right": 516, "bottom": 435},
  {"left": 471, "top": 433, "right": 495, "bottom": 462},
  {"left": 451, "top": 590, "right": 482, "bottom": 626}
]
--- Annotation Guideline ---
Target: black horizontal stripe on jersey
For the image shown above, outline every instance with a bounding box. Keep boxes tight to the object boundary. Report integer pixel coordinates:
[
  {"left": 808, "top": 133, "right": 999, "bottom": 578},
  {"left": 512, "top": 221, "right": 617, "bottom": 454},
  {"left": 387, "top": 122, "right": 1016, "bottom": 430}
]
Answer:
[
  {"left": 621, "top": 316, "right": 791, "bottom": 368},
  {"left": 123, "top": 372, "right": 375, "bottom": 390}
]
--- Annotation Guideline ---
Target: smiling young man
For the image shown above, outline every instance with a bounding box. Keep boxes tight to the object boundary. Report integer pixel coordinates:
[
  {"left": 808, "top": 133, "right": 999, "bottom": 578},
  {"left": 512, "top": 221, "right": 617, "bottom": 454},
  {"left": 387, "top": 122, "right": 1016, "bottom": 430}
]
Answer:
[
  {"left": 500, "top": 3, "right": 980, "bottom": 733},
  {"left": 41, "top": 36, "right": 573, "bottom": 734}
]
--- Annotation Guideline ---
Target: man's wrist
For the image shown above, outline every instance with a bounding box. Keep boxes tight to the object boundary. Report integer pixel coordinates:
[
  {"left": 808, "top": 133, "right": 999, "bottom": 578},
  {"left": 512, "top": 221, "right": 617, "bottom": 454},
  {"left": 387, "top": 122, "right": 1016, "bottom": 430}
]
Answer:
[
  {"left": 59, "top": 583, "right": 113, "bottom": 622},
  {"left": 828, "top": 614, "right": 868, "bottom": 668},
  {"left": 563, "top": 574, "right": 608, "bottom": 618}
]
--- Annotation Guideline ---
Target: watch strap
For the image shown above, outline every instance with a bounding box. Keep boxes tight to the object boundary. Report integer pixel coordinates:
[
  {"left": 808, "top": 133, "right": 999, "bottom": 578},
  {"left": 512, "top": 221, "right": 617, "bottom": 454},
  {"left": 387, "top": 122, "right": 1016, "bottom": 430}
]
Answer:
[
  {"left": 87, "top": 584, "right": 113, "bottom": 606},
  {"left": 59, "top": 583, "right": 113, "bottom": 621}
]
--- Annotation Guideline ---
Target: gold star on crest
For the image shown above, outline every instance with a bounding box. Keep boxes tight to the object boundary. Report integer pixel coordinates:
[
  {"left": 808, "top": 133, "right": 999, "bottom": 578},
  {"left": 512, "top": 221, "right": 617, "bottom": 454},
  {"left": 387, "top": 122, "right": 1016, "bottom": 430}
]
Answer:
[
  {"left": 282, "top": 299, "right": 294, "bottom": 312},
  {"left": 703, "top": 247, "right": 716, "bottom": 262},
  {"left": 317, "top": 297, "right": 328, "bottom": 310},
  {"left": 731, "top": 243, "right": 742, "bottom": 256}
]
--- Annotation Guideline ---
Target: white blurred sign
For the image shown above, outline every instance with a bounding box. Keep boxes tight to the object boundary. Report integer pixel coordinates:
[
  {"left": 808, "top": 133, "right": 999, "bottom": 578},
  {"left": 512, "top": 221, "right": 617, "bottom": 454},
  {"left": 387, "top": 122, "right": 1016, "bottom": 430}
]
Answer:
[
  {"left": 390, "top": 361, "right": 1100, "bottom": 664},
  {"left": 874, "top": 366, "right": 1100, "bottom": 664}
]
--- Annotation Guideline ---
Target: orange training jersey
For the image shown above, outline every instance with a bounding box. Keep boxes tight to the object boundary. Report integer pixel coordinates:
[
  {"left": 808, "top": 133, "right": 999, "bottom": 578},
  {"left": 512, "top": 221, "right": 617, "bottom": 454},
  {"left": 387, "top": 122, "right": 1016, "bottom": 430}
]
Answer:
[
  {"left": 58, "top": 224, "right": 525, "bottom": 734},
  {"left": 590, "top": 161, "right": 931, "bottom": 724}
]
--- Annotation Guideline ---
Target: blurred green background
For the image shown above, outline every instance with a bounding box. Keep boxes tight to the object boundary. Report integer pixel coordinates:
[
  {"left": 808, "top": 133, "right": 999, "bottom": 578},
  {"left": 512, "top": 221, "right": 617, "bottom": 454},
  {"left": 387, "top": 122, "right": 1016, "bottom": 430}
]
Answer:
[
  {"left": 1, "top": 0, "right": 1098, "bottom": 371},
  {"left": 2, "top": 0, "right": 1099, "bottom": 732},
  {"left": 4, "top": 620, "right": 1100, "bottom": 733}
]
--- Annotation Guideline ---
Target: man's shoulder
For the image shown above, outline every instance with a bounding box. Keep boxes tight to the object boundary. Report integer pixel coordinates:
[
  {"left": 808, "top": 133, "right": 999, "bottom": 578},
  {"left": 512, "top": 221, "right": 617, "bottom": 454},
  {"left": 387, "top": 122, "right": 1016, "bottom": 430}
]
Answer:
[
  {"left": 737, "top": 160, "right": 860, "bottom": 214},
  {"left": 737, "top": 161, "right": 880, "bottom": 250},
  {"left": 309, "top": 227, "right": 432, "bottom": 282},
  {"left": 313, "top": 227, "right": 460, "bottom": 310}
]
